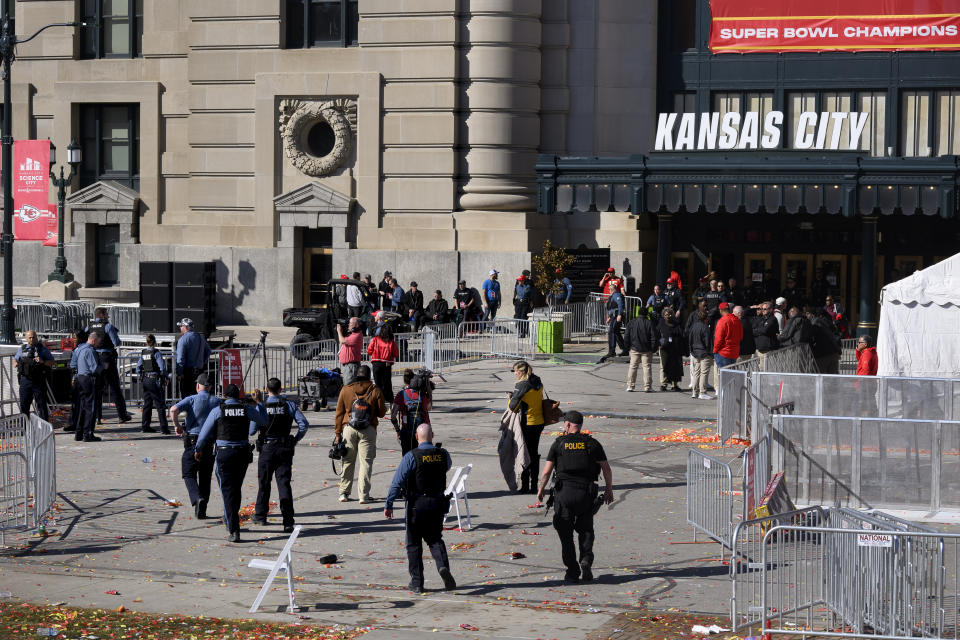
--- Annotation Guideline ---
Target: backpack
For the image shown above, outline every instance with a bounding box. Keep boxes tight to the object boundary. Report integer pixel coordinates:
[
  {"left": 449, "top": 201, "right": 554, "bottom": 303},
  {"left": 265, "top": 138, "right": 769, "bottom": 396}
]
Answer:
[
  {"left": 403, "top": 388, "right": 423, "bottom": 430},
  {"left": 349, "top": 388, "right": 374, "bottom": 428}
]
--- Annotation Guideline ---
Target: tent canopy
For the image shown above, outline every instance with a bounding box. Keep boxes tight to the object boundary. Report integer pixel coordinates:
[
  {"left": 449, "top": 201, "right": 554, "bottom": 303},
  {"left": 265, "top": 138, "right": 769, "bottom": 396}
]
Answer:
[{"left": 877, "top": 253, "right": 960, "bottom": 378}]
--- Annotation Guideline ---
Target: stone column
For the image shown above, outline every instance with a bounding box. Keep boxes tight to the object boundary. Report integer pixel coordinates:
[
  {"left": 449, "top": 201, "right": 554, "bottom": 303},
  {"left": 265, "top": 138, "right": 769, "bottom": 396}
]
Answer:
[
  {"left": 457, "top": 0, "right": 541, "bottom": 246},
  {"left": 656, "top": 213, "right": 673, "bottom": 286},
  {"left": 858, "top": 216, "right": 878, "bottom": 337}
]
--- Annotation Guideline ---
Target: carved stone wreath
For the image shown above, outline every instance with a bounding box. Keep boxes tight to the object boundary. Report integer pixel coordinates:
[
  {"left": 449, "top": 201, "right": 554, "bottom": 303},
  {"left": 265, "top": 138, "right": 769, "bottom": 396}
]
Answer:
[{"left": 278, "top": 98, "right": 357, "bottom": 177}]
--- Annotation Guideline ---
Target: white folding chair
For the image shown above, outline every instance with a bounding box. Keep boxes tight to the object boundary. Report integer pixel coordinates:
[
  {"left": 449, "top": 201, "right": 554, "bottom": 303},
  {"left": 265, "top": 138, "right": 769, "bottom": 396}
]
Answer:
[
  {"left": 247, "top": 525, "right": 302, "bottom": 613},
  {"left": 443, "top": 463, "right": 473, "bottom": 531}
]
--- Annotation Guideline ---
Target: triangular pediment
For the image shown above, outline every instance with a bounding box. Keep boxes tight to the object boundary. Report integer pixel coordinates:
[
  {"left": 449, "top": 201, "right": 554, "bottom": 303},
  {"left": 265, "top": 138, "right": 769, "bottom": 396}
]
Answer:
[
  {"left": 66, "top": 180, "right": 140, "bottom": 209},
  {"left": 273, "top": 182, "right": 353, "bottom": 213}
]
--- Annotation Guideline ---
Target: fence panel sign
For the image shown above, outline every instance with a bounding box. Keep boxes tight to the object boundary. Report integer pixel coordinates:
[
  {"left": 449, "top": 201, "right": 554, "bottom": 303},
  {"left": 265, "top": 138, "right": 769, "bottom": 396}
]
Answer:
[
  {"left": 857, "top": 532, "right": 894, "bottom": 548},
  {"left": 218, "top": 349, "right": 244, "bottom": 396},
  {"left": 13, "top": 140, "right": 51, "bottom": 241},
  {"left": 710, "top": 0, "right": 960, "bottom": 54}
]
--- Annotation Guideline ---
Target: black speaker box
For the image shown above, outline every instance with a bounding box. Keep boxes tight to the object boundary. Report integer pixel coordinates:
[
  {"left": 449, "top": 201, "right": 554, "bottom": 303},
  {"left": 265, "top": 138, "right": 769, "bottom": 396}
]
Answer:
[
  {"left": 140, "top": 308, "right": 173, "bottom": 333},
  {"left": 174, "top": 261, "right": 216, "bottom": 287},
  {"left": 140, "top": 284, "right": 172, "bottom": 310},
  {"left": 173, "top": 286, "right": 209, "bottom": 310},
  {"left": 140, "top": 261, "right": 172, "bottom": 286}
]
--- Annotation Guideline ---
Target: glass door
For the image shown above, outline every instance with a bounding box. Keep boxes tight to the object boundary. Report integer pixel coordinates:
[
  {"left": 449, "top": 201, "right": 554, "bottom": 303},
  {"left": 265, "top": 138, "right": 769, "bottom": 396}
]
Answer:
[
  {"left": 814, "top": 254, "right": 848, "bottom": 310},
  {"left": 303, "top": 248, "right": 332, "bottom": 308}
]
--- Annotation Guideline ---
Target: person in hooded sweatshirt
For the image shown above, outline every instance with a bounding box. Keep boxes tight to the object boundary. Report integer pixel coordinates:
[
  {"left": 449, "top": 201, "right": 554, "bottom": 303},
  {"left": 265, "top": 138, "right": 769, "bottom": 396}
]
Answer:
[{"left": 507, "top": 360, "right": 544, "bottom": 494}]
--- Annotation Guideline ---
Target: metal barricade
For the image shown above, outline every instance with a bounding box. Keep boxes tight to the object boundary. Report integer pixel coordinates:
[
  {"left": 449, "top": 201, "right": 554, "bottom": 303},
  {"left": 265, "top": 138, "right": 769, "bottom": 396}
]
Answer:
[
  {"left": 0, "top": 354, "right": 19, "bottom": 417},
  {"left": 718, "top": 368, "right": 750, "bottom": 443},
  {"left": 840, "top": 338, "right": 858, "bottom": 374},
  {"left": 13, "top": 299, "right": 93, "bottom": 336},
  {"left": 686, "top": 449, "right": 737, "bottom": 546},
  {"left": 531, "top": 302, "right": 592, "bottom": 339},
  {"left": 102, "top": 305, "right": 140, "bottom": 336},
  {"left": 0, "top": 413, "right": 56, "bottom": 545}
]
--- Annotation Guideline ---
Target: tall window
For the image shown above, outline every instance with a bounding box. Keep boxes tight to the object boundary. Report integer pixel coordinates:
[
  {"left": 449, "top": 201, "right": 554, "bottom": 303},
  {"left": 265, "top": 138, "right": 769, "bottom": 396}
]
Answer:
[
  {"left": 670, "top": 0, "right": 697, "bottom": 51},
  {"left": 95, "top": 224, "right": 120, "bottom": 286},
  {"left": 79, "top": 104, "right": 140, "bottom": 191},
  {"left": 285, "top": 0, "right": 359, "bottom": 49},
  {"left": 79, "top": 0, "right": 143, "bottom": 59},
  {"left": 713, "top": 91, "right": 774, "bottom": 122},
  {"left": 903, "top": 89, "right": 960, "bottom": 156},
  {"left": 787, "top": 90, "right": 886, "bottom": 155},
  {"left": 673, "top": 92, "right": 696, "bottom": 114}
]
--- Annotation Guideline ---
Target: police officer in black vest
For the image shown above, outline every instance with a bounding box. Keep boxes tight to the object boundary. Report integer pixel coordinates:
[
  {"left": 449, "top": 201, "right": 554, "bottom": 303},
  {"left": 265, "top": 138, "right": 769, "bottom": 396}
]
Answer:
[
  {"left": 135, "top": 334, "right": 169, "bottom": 434},
  {"left": 384, "top": 423, "right": 457, "bottom": 593},
  {"left": 14, "top": 330, "right": 54, "bottom": 421},
  {"left": 195, "top": 384, "right": 267, "bottom": 542},
  {"left": 250, "top": 377, "right": 309, "bottom": 533},
  {"left": 85, "top": 307, "right": 133, "bottom": 424},
  {"left": 537, "top": 410, "right": 614, "bottom": 583}
]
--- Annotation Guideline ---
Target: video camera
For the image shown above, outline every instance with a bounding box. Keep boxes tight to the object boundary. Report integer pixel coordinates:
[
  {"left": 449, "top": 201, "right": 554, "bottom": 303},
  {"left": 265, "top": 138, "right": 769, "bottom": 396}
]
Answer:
[{"left": 410, "top": 368, "right": 435, "bottom": 395}]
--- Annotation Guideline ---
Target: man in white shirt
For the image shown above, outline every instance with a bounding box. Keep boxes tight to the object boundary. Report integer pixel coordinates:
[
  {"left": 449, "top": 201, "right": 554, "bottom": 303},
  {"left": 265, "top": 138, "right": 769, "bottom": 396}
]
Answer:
[
  {"left": 773, "top": 296, "right": 786, "bottom": 332},
  {"left": 347, "top": 272, "right": 365, "bottom": 318}
]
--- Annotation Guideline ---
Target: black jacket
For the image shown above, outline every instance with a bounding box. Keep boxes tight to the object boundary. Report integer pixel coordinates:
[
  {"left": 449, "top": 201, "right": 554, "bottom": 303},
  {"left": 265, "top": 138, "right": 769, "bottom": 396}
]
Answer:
[
  {"left": 624, "top": 315, "right": 658, "bottom": 353},
  {"left": 425, "top": 299, "right": 449, "bottom": 322},
  {"left": 752, "top": 314, "right": 780, "bottom": 352},
  {"left": 407, "top": 289, "right": 424, "bottom": 313},
  {"left": 810, "top": 316, "right": 842, "bottom": 357},
  {"left": 779, "top": 315, "right": 813, "bottom": 347},
  {"left": 687, "top": 318, "right": 712, "bottom": 359},
  {"left": 739, "top": 314, "right": 757, "bottom": 357}
]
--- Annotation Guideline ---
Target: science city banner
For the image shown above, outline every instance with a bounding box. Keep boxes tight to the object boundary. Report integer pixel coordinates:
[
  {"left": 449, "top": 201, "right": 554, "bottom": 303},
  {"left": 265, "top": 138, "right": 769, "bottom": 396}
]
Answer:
[
  {"left": 13, "top": 139, "right": 52, "bottom": 241},
  {"left": 710, "top": 0, "right": 960, "bottom": 53}
]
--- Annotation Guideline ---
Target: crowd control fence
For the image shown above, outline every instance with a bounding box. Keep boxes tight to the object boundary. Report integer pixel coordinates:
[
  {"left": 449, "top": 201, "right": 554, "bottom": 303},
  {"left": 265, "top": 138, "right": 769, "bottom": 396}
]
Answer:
[
  {"left": 686, "top": 449, "right": 737, "bottom": 546},
  {"left": 0, "top": 413, "right": 56, "bottom": 545},
  {"left": 13, "top": 299, "right": 93, "bottom": 337}
]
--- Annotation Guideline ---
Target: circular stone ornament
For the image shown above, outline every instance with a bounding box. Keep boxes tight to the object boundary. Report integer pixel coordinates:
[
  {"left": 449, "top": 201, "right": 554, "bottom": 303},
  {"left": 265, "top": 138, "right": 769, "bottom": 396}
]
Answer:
[{"left": 279, "top": 100, "right": 354, "bottom": 177}]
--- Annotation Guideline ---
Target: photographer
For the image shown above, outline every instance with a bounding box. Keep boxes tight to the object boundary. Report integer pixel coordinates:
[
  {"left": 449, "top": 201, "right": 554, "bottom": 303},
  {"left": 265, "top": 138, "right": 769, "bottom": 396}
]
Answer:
[
  {"left": 337, "top": 317, "right": 363, "bottom": 385},
  {"left": 14, "top": 330, "right": 54, "bottom": 421},
  {"left": 392, "top": 368, "right": 434, "bottom": 454}
]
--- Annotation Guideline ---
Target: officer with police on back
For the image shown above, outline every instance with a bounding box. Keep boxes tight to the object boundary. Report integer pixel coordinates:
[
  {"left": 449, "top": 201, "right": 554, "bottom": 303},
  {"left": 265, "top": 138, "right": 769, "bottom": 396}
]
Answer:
[
  {"left": 384, "top": 423, "right": 457, "bottom": 593},
  {"left": 250, "top": 377, "right": 309, "bottom": 533},
  {"left": 136, "top": 334, "right": 169, "bottom": 434},
  {"left": 169, "top": 373, "right": 221, "bottom": 520},
  {"left": 537, "top": 410, "right": 614, "bottom": 583},
  {"left": 176, "top": 317, "right": 211, "bottom": 399},
  {"left": 195, "top": 384, "right": 267, "bottom": 542},
  {"left": 14, "top": 330, "right": 54, "bottom": 421},
  {"left": 85, "top": 307, "right": 133, "bottom": 424},
  {"left": 71, "top": 332, "right": 104, "bottom": 442}
]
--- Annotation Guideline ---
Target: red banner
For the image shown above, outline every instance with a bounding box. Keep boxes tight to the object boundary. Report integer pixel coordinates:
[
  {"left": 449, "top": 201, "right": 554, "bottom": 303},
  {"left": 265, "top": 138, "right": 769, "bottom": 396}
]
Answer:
[
  {"left": 13, "top": 140, "right": 51, "bottom": 241},
  {"left": 218, "top": 349, "right": 244, "bottom": 396},
  {"left": 42, "top": 204, "right": 57, "bottom": 247},
  {"left": 710, "top": 0, "right": 960, "bottom": 53}
]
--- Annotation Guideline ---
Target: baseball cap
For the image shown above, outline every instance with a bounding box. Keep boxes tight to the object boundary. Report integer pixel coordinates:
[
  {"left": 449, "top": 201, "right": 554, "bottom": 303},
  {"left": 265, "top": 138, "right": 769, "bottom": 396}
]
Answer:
[
  {"left": 224, "top": 383, "right": 240, "bottom": 399},
  {"left": 564, "top": 410, "right": 584, "bottom": 425},
  {"left": 775, "top": 297, "right": 787, "bottom": 306},
  {"left": 606, "top": 267, "right": 615, "bottom": 273},
  {"left": 177, "top": 317, "right": 194, "bottom": 328},
  {"left": 719, "top": 302, "right": 730, "bottom": 310},
  {"left": 195, "top": 373, "right": 210, "bottom": 387},
  {"left": 489, "top": 269, "right": 499, "bottom": 276}
]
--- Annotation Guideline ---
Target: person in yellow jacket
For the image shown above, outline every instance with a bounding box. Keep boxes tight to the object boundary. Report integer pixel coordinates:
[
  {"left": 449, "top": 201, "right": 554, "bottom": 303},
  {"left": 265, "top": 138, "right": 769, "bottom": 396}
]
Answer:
[{"left": 507, "top": 360, "right": 545, "bottom": 494}]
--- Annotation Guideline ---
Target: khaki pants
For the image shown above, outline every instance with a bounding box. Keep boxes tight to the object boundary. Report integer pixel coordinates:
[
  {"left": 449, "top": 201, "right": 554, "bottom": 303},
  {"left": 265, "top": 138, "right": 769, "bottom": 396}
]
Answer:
[
  {"left": 339, "top": 424, "right": 377, "bottom": 500},
  {"left": 627, "top": 350, "right": 653, "bottom": 391},
  {"left": 691, "top": 356, "right": 713, "bottom": 396}
]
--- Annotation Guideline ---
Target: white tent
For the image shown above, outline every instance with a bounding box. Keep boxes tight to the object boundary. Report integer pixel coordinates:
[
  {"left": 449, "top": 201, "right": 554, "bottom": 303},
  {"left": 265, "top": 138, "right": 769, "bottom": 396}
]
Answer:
[{"left": 877, "top": 253, "right": 960, "bottom": 378}]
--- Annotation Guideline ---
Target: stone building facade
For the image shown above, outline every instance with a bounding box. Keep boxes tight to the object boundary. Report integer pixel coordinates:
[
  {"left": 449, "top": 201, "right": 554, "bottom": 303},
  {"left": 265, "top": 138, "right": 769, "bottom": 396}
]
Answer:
[{"left": 7, "top": 0, "right": 657, "bottom": 325}]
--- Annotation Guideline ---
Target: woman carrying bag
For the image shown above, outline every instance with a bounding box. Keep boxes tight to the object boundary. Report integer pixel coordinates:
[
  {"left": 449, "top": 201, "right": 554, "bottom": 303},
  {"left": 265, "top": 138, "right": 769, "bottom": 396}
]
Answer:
[{"left": 507, "top": 360, "right": 546, "bottom": 494}]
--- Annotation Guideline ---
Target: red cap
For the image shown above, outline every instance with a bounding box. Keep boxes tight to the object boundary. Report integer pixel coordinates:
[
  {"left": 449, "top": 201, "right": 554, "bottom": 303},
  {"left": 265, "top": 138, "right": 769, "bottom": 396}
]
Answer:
[
  {"left": 340, "top": 274, "right": 348, "bottom": 279},
  {"left": 719, "top": 302, "right": 730, "bottom": 310},
  {"left": 606, "top": 267, "right": 615, "bottom": 273}
]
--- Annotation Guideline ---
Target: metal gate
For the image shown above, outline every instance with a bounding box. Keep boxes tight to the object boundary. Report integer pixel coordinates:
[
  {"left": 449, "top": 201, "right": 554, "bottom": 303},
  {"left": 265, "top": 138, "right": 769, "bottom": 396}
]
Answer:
[{"left": 0, "top": 414, "right": 56, "bottom": 545}]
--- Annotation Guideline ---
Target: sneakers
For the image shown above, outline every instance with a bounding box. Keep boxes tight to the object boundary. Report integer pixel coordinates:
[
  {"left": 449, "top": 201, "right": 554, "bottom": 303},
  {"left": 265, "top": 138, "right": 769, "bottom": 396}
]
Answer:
[
  {"left": 338, "top": 494, "right": 349, "bottom": 503},
  {"left": 699, "top": 394, "right": 714, "bottom": 400},
  {"left": 626, "top": 387, "right": 635, "bottom": 392},
  {"left": 408, "top": 581, "right": 426, "bottom": 593},
  {"left": 645, "top": 388, "right": 653, "bottom": 393},
  {"left": 227, "top": 531, "right": 241, "bottom": 543},
  {"left": 359, "top": 496, "right": 377, "bottom": 504},
  {"left": 691, "top": 393, "right": 698, "bottom": 398},
  {"left": 439, "top": 567, "right": 457, "bottom": 591}
]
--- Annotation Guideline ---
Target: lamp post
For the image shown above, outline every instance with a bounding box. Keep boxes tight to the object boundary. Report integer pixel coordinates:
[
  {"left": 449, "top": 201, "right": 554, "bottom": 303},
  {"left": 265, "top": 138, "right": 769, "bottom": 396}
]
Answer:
[
  {"left": 46, "top": 139, "right": 81, "bottom": 283},
  {"left": 0, "top": 12, "right": 80, "bottom": 344}
]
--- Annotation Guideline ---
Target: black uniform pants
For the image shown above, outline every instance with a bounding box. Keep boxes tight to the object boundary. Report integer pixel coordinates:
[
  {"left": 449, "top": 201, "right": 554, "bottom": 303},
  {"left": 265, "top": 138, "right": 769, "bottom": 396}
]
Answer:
[
  {"left": 553, "top": 483, "right": 597, "bottom": 575},
  {"left": 180, "top": 367, "right": 202, "bottom": 399},
  {"left": 19, "top": 378, "right": 49, "bottom": 422},
  {"left": 214, "top": 445, "right": 250, "bottom": 533},
  {"left": 95, "top": 351, "right": 129, "bottom": 420},
  {"left": 405, "top": 494, "right": 451, "bottom": 587},
  {"left": 607, "top": 314, "right": 625, "bottom": 355},
  {"left": 141, "top": 376, "right": 168, "bottom": 431},
  {"left": 181, "top": 439, "right": 214, "bottom": 507},
  {"left": 514, "top": 301, "right": 531, "bottom": 337},
  {"left": 76, "top": 374, "right": 98, "bottom": 438},
  {"left": 255, "top": 440, "right": 295, "bottom": 526},
  {"left": 69, "top": 377, "right": 81, "bottom": 430},
  {"left": 371, "top": 361, "right": 394, "bottom": 405}
]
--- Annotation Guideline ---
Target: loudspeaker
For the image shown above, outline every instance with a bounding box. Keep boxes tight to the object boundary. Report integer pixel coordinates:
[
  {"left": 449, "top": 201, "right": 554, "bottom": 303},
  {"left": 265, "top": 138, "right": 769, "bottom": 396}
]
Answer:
[
  {"left": 140, "top": 261, "right": 172, "bottom": 286},
  {"left": 140, "top": 284, "right": 172, "bottom": 310},
  {"left": 140, "top": 308, "right": 173, "bottom": 333},
  {"left": 173, "top": 286, "right": 209, "bottom": 310},
  {"left": 174, "top": 262, "right": 215, "bottom": 287}
]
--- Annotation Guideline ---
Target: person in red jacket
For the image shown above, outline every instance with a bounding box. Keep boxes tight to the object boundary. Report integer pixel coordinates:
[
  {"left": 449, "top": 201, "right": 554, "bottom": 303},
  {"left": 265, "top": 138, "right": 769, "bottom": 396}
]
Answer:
[
  {"left": 856, "top": 335, "right": 878, "bottom": 376},
  {"left": 713, "top": 302, "right": 742, "bottom": 369},
  {"left": 367, "top": 324, "right": 400, "bottom": 402}
]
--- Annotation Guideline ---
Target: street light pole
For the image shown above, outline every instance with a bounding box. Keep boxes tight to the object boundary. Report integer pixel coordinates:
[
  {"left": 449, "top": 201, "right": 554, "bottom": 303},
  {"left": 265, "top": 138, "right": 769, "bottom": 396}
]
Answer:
[
  {"left": 0, "top": 13, "right": 79, "bottom": 343},
  {"left": 47, "top": 140, "right": 80, "bottom": 283}
]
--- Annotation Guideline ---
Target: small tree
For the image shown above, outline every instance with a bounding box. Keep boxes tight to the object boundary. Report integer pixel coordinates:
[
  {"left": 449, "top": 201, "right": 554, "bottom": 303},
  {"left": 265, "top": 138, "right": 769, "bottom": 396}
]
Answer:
[{"left": 532, "top": 240, "right": 575, "bottom": 308}]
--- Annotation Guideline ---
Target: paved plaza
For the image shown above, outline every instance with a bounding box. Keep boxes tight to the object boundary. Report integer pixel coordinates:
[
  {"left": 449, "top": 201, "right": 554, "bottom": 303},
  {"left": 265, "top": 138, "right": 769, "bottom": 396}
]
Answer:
[{"left": 0, "top": 353, "right": 734, "bottom": 640}]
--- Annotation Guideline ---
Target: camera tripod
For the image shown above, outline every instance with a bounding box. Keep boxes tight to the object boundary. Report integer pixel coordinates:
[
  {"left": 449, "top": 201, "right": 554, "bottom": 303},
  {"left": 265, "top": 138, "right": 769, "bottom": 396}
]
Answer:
[{"left": 241, "top": 330, "right": 270, "bottom": 392}]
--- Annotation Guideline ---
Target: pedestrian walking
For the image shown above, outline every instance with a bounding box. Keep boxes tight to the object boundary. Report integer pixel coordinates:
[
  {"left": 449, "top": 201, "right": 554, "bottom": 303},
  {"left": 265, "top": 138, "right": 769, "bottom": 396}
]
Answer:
[
  {"left": 195, "top": 384, "right": 268, "bottom": 542},
  {"left": 14, "top": 330, "right": 54, "bottom": 421},
  {"left": 335, "top": 364, "right": 387, "bottom": 503},
  {"left": 72, "top": 333, "right": 104, "bottom": 442},
  {"left": 176, "top": 317, "right": 211, "bottom": 399},
  {"left": 169, "top": 373, "right": 221, "bottom": 520},
  {"left": 86, "top": 307, "right": 133, "bottom": 424},
  {"left": 384, "top": 423, "right": 458, "bottom": 593},
  {"left": 537, "top": 411, "right": 614, "bottom": 583},
  {"left": 624, "top": 309, "right": 657, "bottom": 392},
  {"left": 250, "top": 378, "right": 309, "bottom": 533},
  {"left": 136, "top": 334, "right": 170, "bottom": 434},
  {"left": 392, "top": 368, "right": 432, "bottom": 454},
  {"left": 507, "top": 360, "right": 544, "bottom": 494}
]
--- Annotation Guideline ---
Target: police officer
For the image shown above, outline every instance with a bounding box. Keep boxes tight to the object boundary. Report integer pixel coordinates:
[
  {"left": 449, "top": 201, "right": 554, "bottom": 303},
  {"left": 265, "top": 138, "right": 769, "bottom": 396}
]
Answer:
[
  {"left": 14, "top": 330, "right": 54, "bottom": 421},
  {"left": 537, "top": 411, "right": 614, "bottom": 583},
  {"left": 66, "top": 329, "right": 88, "bottom": 432},
  {"left": 600, "top": 289, "right": 626, "bottom": 362},
  {"left": 175, "top": 317, "right": 211, "bottom": 399},
  {"left": 85, "top": 307, "right": 133, "bottom": 424},
  {"left": 250, "top": 377, "right": 309, "bottom": 533},
  {"left": 136, "top": 334, "right": 169, "bottom": 434},
  {"left": 195, "top": 384, "right": 267, "bottom": 542},
  {"left": 169, "top": 373, "right": 221, "bottom": 520},
  {"left": 384, "top": 423, "right": 457, "bottom": 593},
  {"left": 71, "top": 332, "right": 104, "bottom": 442}
]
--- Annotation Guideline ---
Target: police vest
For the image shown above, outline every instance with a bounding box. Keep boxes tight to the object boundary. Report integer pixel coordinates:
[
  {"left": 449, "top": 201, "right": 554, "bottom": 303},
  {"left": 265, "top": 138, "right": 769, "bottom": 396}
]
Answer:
[
  {"left": 88, "top": 320, "right": 115, "bottom": 351},
  {"left": 554, "top": 434, "right": 600, "bottom": 482},
  {"left": 216, "top": 402, "right": 249, "bottom": 442},
  {"left": 264, "top": 399, "right": 294, "bottom": 438},
  {"left": 408, "top": 447, "right": 447, "bottom": 497},
  {"left": 703, "top": 292, "right": 722, "bottom": 311},
  {"left": 19, "top": 346, "right": 45, "bottom": 384},
  {"left": 141, "top": 348, "right": 159, "bottom": 374},
  {"left": 651, "top": 294, "right": 667, "bottom": 311}
]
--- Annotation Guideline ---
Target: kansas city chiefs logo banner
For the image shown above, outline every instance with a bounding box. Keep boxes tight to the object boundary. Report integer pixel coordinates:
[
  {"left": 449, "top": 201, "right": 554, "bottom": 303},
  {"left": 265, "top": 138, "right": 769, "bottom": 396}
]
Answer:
[{"left": 13, "top": 140, "right": 52, "bottom": 241}]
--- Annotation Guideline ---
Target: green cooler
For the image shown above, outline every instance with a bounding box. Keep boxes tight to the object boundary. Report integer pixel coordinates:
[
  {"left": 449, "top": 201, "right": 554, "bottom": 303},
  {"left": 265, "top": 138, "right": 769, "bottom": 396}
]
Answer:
[{"left": 536, "top": 320, "right": 564, "bottom": 354}]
